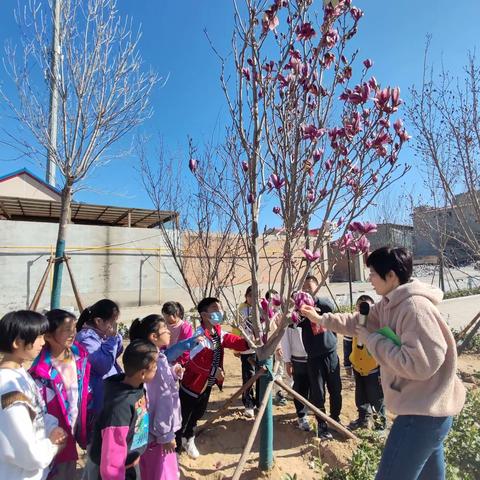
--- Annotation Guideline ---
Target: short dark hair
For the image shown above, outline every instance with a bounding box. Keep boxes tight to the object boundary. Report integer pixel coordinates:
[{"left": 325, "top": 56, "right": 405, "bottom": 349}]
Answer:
[
  {"left": 245, "top": 286, "right": 252, "bottom": 296},
  {"left": 356, "top": 295, "right": 374, "bottom": 306},
  {"left": 45, "top": 309, "right": 77, "bottom": 334},
  {"left": 175, "top": 302, "right": 185, "bottom": 319},
  {"left": 197, "top": 297, "right": 221, "bottom": 314},
  {"left": 0, "top": 311, "right": 49, "bottom": 353},
  {"left": 129, "top": 314, "right": 166, "bottom": 341},
  {"left": 161, "top": 301, "right": 182, "bottom": 317},
  {"left": 77, "top": 299, "right": 119, "bottom": 331},
  {"left": 316, "top": 297, "right": 334, "bottom": 314},
  {"left": 265, "top": 289, "right": 278, "bottom": 301},
  {"left": 305, "top": 275, "right": 319, "bottom": 284},
  {"left": 122, "top": 340, "right": 158, "bottom": 377},
  {"left": 366, "top": 247, "right": 412, "bottom": 284}
]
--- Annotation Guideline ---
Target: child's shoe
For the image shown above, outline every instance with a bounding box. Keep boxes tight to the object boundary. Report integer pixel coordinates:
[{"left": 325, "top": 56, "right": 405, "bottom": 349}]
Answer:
[
  {"left": 347, "top": 417, "right": 372, "bottom": 431},
  {"left": 297, "top": 416, "right": 311, "bottom": 432},
  {"left": 244, "top": 407, "right": 255, "bottom": 418},
  {"left": 182, "top": 436, "right": 200, "bottom": 459},
  {"left": 273, "top": 391, "right": 288, "bottom": 406}
]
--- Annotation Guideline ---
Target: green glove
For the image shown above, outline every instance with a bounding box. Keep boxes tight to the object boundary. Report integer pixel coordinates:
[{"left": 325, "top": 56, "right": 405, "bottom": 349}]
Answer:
[{"left": 376, "top": 327, "right": 401, "bottom": 346}]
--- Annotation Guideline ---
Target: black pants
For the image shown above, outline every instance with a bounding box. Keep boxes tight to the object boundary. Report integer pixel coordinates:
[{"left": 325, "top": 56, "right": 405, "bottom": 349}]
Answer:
[
  {"left": 291, "top": 360, "right": 310, "bottom": 418},
  {"left": 354, "top": 369, "right": 386, "bottom": 425},
  {"left": 240, "top": 353, "right": 257, "bottom": 409},
  {"left": 176, "top": 386, "right": 212, "bottom": 443},
  {"left": 307, "top": 351, "right": 342, "bottom": 430}
]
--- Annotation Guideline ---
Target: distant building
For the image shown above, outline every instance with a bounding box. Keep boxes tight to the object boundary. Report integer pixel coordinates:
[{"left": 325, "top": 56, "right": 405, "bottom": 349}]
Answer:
[{"left": 368, "top": 223, "right": 413, "bottom": 251}]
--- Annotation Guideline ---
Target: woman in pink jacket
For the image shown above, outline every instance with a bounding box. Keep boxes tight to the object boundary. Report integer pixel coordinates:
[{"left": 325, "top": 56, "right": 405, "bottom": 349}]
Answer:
[{"left": 301, "top": 247, "right": 465, "bottom": 480}]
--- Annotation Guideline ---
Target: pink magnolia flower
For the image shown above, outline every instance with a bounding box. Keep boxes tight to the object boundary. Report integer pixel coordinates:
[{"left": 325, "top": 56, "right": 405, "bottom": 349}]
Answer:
[
  {"left": 322, "top": 52, "right": 336, "bottom": 69},
  {"left": 189, "top": 158, "right": 198, "bottom": 173},
  {"left": 391, "top": 87, "right": 402, "bottom": 111},
  {"left": 325, "top": 158, "right": 334, "bottom": 171},
  {"left": 313, "top": 149, "right": 324, "bottom": 163},
  {"left": 322, "top": 28, "right": 339, "bottom": 50},
  {"left": 363, "top": 58, "right": 373, "bottom": 69},
  {"left": 307, "top": 189, "right": 316, "bottom": 202},
  {"left": 242, "top": 161, "right": 249, "bottom": 172},
  {"left": 269, "top": 174, "right": 286, "bottom": 190},
  {"left": 242, "top": 67, "right": 251, "bottom": 81},
  {"left": 348, "top": 221, "right": 378, "bottom": 235},
  {"left": 262, "top": 10, "right": 279, "bottom": 32},
  {"left": 350, "top": 6, "right": 364, "bottom": 21},
  {"left": 271, "top": 294, "right": 282, "bottom": 307},
  {"left": 302, "top": 248, "right": 321, "bottom": 262},
  {"left": 247, "top": 193, "right": 255, "bottom": 204},
  {"left": 368, "top": 76, "right": 379, "bottom": 90},
  {"left": 347, "top": 83, "right": 371, "bottom": 105},
  {"left": 296, "top": 22, "right": 316, "bottom": 41},
  {"left": 302, "top": 124, "right": 326, "bottom": 142},
  {"left": 338, "top": 216, "right": 344, "bottom": 227},
  {"left": 260, "top": 298, "right": 274, "bottom": 319},
  {"left": 393, "top": 118, "right": 404, "bottom": 134},
  {"left": 356, "top": 235, "right": 371, "bottom": 254},
  {"left": 291, "top": 310, "right": 300, "bottom": 324},
  {"left": 294, "top": 291, "right": 315, "bottom": 311},
  {"left": 273, "top": 206, "right": 281, "bottom": 215}
]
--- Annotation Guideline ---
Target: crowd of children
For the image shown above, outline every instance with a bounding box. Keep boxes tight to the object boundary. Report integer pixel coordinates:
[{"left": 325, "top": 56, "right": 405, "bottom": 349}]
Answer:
[{"left": 0, "top": 283, "right": 385, "bottom": 479}]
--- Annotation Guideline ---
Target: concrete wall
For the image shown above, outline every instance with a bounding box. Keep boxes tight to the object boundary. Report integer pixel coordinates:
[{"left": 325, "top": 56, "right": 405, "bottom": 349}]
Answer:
[{"left": 0, "top": 220, "right": 185, "bottom": 315}]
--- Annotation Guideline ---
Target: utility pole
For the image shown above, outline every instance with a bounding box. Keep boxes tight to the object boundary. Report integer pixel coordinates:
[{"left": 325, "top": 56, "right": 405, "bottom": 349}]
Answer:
[{"left": 46, "top": 0, "right": 61, "bottom": 187}]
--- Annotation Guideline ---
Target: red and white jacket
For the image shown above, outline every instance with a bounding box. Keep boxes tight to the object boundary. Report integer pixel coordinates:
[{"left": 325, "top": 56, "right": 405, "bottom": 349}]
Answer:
[{"left": 180, "top": 324, "right": 249, "bottom": 397}]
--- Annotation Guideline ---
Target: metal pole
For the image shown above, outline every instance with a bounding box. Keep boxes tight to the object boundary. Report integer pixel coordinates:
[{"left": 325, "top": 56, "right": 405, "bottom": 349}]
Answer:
[
  {"left": 258, "top": 357, "right": 274, "bottom": 471},
  {"left": 46, "top": 0, "right": 61, "bottom": 186},
  {"left": 347, "top": 250, "right": 353, "bottom": 310}
]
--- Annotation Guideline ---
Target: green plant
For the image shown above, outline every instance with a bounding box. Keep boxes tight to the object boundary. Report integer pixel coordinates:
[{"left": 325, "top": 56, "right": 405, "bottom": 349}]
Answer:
[
  {"left": 281, "top": 474, "right": 298, "bottom": 480},
  {"left": 324, "top": 432, "right": 384, "bottom": 480},
  {"left": 335, "top": 305, "right": 355, "bottom": 314},
  {"left": 117, "top": 322, "right": 130, "bottom": 339},
  {"left": 445, "top": 389, "right": 480, "bottom": 480},
  {"left": 443, "top": 286, "right": 480, "bottom": 300}
]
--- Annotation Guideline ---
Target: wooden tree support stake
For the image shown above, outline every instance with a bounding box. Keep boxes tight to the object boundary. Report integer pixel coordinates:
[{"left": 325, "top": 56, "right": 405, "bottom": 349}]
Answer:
[
  {"left": 231, "top": 363, "right": 279, "bottom": 480},
  {"left": 63, "top": 255, "right": 85, "bottom": 312},
  {"left": 455, "top": 310, "right": 480, "bottom": 343},
  {"left": 29, "top": 256, "right": 55, "bottom": 311},
  {"left": 275, "top": 378, "right": 357, "bottom": 441},
  {"left": 196, "top": 366, "right": 267, "bottom": 437}
]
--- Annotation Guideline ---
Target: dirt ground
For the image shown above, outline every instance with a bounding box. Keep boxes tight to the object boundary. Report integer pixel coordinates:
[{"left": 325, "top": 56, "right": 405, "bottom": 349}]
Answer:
[{"left": 74, "top": 338, "right": 479, "bottom": 480}]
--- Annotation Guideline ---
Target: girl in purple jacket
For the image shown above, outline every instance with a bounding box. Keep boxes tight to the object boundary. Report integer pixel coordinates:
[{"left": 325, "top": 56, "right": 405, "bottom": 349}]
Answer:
[
  {"left": 75, "top": 299, "right": 123, "bottom": 415},
  {"left": 129, "top": 315, "right": 183, "bottom": 480}
]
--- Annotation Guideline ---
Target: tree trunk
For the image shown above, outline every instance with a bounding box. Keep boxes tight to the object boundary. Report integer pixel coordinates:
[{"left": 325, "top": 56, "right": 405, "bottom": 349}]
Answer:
[{"left": 51, "top": 181, "right": 73, "bottom": 308}]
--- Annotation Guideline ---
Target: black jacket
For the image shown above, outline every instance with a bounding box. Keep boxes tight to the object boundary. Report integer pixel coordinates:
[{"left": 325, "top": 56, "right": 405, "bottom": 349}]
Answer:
[
  {"left": 90, "top": 374, "right": 149, "bottom": 478},
  {"left": 298, "top": 297, "right": 337, "bottom": 358}
]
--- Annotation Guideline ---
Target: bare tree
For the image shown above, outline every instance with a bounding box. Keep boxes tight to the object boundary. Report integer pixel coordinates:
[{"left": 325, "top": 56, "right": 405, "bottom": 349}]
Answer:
[
  {"left": 193, "top": 0, "right": 410, "bottom": 361},
  {"left": 1, "top": 0, "right": 157, "bottom": 306},
  {"left": 138, "top": 137, "right": 245, "bottom": 308},
  {"left": 408, "top": 41, "right": 480, "bottom": 269}
]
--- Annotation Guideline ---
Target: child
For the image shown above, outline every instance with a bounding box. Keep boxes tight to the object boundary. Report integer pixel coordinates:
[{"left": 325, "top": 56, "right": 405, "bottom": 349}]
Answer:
[
  {"left": 129, "top": 315, "right": 183, "bottom": 480},
  {"left": 162, "top": 301, "right": 193, "bottom": 366},
  {"left": 29, "top": 309, "right": 92, "bottom": 479},
  {"left": 83, "top": 340, "right": 158, "bottom": 480},
  {"left": 298, "top": 275, "right": 342, "bottom": 440},
  {"left": 177, "top": 297, "right": 249, "bottom": 458},
  {"left": 344, "top": 295, "right": 386, "bottom": 431},
  {"left": 281, "top": 321, "right": 311, "bottom": 431},
  {"left": 75, "top": 299, "right": 123, "bottom": 414},
  {"left": 0, "top": 310, "right": 67, "bottom": 480},
  {"left": 233, "top": 286, "right": 257, "bottom": 418}
]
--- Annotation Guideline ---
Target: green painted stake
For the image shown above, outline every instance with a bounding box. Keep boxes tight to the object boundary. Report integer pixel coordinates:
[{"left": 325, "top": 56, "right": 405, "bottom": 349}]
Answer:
[
  {"left": 50, "top": 238, "right": 65, "bottom": 308},
  {"left": 258, "top": 356, "right": 274, "bottom": 471}
]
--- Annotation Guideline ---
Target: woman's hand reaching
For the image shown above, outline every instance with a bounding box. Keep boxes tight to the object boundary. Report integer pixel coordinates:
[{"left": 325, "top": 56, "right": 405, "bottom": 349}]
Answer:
[{"left": 299, "top": 304, "right": 323, "bottom": 323}]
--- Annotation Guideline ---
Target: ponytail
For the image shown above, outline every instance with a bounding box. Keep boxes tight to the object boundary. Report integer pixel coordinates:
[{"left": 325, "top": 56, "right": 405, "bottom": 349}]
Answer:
[
  {"left": 129, "top": 314, "right": 164, "bottom": 341},
  {"left": 77, "top": 299, "right": 119, "bottom": 332}
]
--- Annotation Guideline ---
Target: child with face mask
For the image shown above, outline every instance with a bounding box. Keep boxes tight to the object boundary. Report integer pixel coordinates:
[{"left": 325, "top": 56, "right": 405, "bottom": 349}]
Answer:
[{"left": 176, "top": 297, "right": 249, "bottom": 459}]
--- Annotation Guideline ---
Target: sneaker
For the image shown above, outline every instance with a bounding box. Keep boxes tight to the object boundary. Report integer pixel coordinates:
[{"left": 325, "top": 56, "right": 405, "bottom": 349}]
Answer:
[
  {"left": 297, "top": 416, "right": 311, "bottom": 432},
  {"left": 317, "top": 429, "right": 333, "bottom": 440},
  {"left": 347, "top": 418, "right": 372, "bottom": 431},
  {"left": 273, "top": 393, "right": 288, "bottom": 406},
  {"left": 244, "top": 408, "right": 255, "bottom": 418},
  {"left": 182, "top": 436, "right": 200, "bottom": 459}
]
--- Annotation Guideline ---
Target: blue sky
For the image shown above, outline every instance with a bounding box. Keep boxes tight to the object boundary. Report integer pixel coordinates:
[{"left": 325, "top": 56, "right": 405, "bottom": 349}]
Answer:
[{"left": 0, "top": 0, "right": 479, "bottom": 220}]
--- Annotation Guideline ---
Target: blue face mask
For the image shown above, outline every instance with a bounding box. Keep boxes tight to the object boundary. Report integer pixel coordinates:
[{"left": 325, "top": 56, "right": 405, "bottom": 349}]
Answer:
[{"left": 209, "top": 311, "right": 224, "bottom": 325}]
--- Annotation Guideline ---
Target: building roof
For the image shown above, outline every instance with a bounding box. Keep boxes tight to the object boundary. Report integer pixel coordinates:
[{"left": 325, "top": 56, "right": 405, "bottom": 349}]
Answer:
[
  {"left": 0, "top": 168, "right": 61, "bottom": 196},
  {"left": 0, "top": 195, "right": 177, "bottom": 228}
]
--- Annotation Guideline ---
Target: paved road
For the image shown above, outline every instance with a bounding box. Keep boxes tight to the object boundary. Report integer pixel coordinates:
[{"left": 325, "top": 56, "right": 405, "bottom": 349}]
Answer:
[{"left": 437, "top": 294, "right": 480, "bottom": 330}]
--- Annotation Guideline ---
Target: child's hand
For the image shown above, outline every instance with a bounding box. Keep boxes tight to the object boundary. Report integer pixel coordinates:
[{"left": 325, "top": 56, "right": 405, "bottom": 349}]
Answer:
[
  {"left": 275, "top": 347, "right": 283, "bottom": 361},
  {"left": 49, "top": 427, "right": 68, "bottom": 446},
  {"left": 173, "top": 363, "right": 184, "bottom": 379},
  {"left": 215, "top": 368, "right": 225, "bottom": 383},
  {"left": 299, "top": 305, "right": 322, "bottom": 323},
  {"left": 161, "top": 439, "right": 176, "bottom": 453},
  {"left": 285, "top": 362, "right": 293, "bottom": 377}
]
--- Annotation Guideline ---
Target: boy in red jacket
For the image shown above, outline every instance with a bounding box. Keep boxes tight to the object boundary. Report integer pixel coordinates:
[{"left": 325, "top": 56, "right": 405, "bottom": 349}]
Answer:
[{"left": 176, "top": 297, "right": 249, "bottom": 459}]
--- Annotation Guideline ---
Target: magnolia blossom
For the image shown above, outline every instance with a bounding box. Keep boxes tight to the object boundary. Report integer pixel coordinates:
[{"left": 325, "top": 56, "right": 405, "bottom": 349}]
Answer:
[
  {"left": 322, "top": 28, "right": 339, "bottom": 49},
  {"left": 262, "top": 10, "right": 279, "bottom": 32},
  {"left": 242, "top": 67, "right": 251, "bottom": 81},
  {"left": 363, "top": 58, "right": 373, "bottom": 69},
  {"left": 268, "top": 173, "right": 286, "bottom": 190},
  {"left": 247, "top": 193, "right": 255, "bottom": 204},
  {"left": 302, "top": 124, "right": 326, "bottom": 142},
  {"left": 273, "top": 206, "right": 281, "bottom": 214},
  {"left": 348, "top": 221, "right": 378, "bottom": 234},
  {"left": 350, "top": 6, "right": 363, "bottom": 21},
  {"left": 189, "top": 158, "right": 198, "bottom": 173},
  {"left": 270, "top": 294, "right": 282, "bottom": 307},
  {"left": 302, "top": 248, "right": 321, "bottom": 262},
  {"left": 296, "top": 22, "right": 316, "bottom": 41},
  {"left": 242, "top": 161, "right": 249, "bottom": 172}
]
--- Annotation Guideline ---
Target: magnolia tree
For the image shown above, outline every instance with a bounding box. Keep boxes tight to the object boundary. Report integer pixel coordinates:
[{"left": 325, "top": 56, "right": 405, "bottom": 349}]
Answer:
[{"left": 193, "top": 0, "right": 409, "bottom": 360}]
